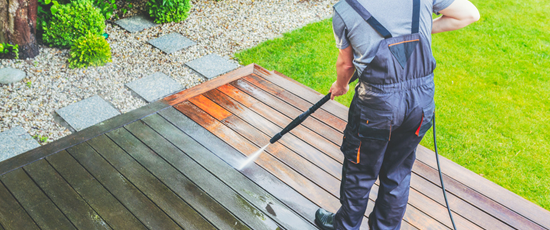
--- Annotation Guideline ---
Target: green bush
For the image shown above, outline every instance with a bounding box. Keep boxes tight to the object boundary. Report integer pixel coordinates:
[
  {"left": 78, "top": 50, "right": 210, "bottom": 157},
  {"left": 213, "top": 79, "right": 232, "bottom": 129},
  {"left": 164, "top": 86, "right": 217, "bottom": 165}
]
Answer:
[
  {"left": 147, "top": 0, "right": 192, "bottom": 24},
  {"left": 0, "top": 43, "right": 19, "bottom": 59},
  {"left": 68, "top": 33, "right": 112, "bottom": 68},
  {"left": 43, "top": 0, "right": 105, "bottom": 48}
]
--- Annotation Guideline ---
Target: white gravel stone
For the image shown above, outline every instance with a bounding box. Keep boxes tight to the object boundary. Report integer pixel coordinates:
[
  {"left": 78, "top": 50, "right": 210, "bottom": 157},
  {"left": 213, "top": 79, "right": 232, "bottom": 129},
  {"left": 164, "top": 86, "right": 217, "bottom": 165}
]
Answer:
[{"left": 0, "top": 0, "right": 337, "bottom": 144}]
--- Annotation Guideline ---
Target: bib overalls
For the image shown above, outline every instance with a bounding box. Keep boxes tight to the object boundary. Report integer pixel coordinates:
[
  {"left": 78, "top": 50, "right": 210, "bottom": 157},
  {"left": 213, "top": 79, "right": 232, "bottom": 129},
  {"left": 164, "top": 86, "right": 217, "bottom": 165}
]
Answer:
[{"left": 335, "top": 0, "right": 436, "bottom": 229}]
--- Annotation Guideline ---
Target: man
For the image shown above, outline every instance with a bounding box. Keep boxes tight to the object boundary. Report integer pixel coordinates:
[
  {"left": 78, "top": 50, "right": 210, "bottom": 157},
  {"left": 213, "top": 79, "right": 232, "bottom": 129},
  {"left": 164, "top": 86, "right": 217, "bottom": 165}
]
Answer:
[{"left": 315, "top": 0, "right": 480, "bottom": 229}]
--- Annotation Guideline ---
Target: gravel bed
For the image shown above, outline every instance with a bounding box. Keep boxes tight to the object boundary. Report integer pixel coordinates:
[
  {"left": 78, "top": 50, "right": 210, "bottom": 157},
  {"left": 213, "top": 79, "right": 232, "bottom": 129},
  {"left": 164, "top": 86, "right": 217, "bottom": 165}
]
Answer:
[{"left": 0, "top": 0, "right": 337, "bottom": 144}]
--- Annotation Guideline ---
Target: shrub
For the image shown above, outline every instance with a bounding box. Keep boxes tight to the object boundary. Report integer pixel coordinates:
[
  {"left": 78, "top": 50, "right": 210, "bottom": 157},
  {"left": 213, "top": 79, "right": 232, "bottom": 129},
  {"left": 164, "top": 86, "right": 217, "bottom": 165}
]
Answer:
[
  {"left": 0, "top": 43, "right": 19, "bottom": 59},
  {"left": 68, "top": 33, "right": 112, "bottom": 68},
  {"left": 43, "top": 0, "right": 105, "bottom": 48},
  {"left": 147, "top": 0, "right": 192, "bottom": 24}
]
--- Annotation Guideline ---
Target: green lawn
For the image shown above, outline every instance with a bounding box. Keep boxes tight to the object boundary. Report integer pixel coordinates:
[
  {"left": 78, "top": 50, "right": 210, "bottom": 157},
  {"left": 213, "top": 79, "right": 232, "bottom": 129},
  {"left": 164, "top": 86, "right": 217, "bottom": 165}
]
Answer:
[{"left": 235, "top": 0, "right": 550, "bottom": 210}]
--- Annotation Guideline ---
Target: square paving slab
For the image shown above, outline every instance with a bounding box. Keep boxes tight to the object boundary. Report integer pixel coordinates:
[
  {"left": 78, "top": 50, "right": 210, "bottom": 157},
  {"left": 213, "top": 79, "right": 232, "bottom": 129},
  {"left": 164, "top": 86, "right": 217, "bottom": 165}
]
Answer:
[
  {"left": 148, "top": 33, "right": 196, "bottom": 54},
  {"left": 55, "top": 96, "right": 121, "bottom": 132},
  {"left": 0, "top": 126, "right": 40, "bottom": 162},
  {"left": 185, "top": 54, "right": 240, "bottom": 79},
  {"left": 115, "top": 15, "right": 157, "bottom": 33},
  {"left": 126, "top": 72, "right": 183, "bottom": 102}
]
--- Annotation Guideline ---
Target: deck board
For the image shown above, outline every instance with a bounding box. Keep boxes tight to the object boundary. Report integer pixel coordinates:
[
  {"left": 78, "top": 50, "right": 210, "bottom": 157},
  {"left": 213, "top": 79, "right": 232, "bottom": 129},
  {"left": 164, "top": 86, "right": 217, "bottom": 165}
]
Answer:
[
  {"left": 0, "top": 64, "right": 548, "bottom": 230},
  {"left": 23, "top": 159, "right": 111, "bottom": 230},
  {"left": 1, "top": 168, "right": 76, "bottom": 230},
  {"left": 0, "top": 180, "right": 40, "bottom": 230}
]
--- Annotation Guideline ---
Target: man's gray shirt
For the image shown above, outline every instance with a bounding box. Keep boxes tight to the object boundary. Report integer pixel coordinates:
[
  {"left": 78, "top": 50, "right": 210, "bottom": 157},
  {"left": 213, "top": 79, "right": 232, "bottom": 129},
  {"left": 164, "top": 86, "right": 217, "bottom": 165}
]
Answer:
[{"left": 333, "top": 0, "right": 454, "bottom": 75}]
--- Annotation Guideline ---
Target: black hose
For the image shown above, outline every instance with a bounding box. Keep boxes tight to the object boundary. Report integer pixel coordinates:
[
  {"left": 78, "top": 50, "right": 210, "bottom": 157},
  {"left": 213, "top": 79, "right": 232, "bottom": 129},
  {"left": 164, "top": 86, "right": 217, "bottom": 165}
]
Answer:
[{"left": 433, "top": 114, "right": 457, "bottom": 230}]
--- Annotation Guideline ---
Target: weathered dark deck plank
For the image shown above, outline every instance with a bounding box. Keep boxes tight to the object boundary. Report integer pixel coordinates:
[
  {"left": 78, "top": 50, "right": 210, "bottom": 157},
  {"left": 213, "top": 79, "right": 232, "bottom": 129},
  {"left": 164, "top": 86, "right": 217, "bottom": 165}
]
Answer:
[
  {"left": 46, "top": 151, "right": 147, "bottom": 230},
  {"left": 106, "top": 126, "right": 278, "bottom": 230},
  {"left": 1, "top": 168, "right": 76, "bottom": 230},
  {"left": 0, "top": 181, "right": 40, "bottom": 230},
  {"left": 66, "top": 142, "right": 182, "bottom": 230},
  {"left": 23, "top": 160, "right": 111, "bottom": 230},
  {"left": 87, "top": 134, "right": 217, "bottom": 230}
]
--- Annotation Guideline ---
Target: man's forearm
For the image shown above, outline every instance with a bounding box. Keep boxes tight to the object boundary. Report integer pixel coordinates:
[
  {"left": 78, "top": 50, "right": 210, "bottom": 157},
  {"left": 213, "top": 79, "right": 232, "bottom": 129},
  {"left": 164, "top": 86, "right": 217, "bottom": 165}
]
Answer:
[
  {"left": 336, "top": 45, "right": 355, "bottom": 87},
  {"left": 432, "top": 0, "right": 480, "bottom": 34}
]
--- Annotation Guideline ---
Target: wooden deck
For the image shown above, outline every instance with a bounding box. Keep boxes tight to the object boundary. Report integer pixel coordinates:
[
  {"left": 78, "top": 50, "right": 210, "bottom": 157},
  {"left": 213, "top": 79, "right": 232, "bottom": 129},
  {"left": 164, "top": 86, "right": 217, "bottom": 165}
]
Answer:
[{"left": 1, "top": 64, "right": 549, "bottom": 229}]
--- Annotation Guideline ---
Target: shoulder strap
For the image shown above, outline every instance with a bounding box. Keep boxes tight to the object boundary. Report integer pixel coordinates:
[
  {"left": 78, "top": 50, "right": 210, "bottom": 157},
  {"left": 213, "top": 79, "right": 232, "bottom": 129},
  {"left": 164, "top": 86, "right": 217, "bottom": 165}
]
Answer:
[
  {"left": 345, "top": 0, "right": 393, "bottom": 38},
  {"left": 412, "top": 0, "right": 420, "bottom": 33}
]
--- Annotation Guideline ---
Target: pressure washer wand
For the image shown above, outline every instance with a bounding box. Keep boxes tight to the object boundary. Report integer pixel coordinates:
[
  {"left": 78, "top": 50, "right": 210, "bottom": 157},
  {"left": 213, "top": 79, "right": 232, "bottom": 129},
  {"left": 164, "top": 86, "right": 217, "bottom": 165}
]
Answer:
[
  {"left": 239, "top": 74, "right": 357, "bottom": 170},
  {"left": 269, "top": 93, "right": 331, "bottom": 144},
  {"left": 270, "top": 74, "right": 358, "bottom": 144}
]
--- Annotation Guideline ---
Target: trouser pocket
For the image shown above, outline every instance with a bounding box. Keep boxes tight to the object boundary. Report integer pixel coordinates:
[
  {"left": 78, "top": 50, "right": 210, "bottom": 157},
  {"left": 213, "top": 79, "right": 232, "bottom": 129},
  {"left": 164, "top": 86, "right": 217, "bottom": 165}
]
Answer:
[
  {"left": 415, "top": 104, "right": 435, "bottom": 136},
  {"left": 358, "top": 107, "right": 393, "bottom": 141}
]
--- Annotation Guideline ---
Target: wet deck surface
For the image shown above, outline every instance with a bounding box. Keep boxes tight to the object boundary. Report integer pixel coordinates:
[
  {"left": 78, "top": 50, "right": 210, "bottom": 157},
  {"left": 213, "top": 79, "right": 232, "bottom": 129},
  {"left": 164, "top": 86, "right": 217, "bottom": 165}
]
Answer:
[{"left": 1, "top": 64, "right": 549, "bottom": 229}]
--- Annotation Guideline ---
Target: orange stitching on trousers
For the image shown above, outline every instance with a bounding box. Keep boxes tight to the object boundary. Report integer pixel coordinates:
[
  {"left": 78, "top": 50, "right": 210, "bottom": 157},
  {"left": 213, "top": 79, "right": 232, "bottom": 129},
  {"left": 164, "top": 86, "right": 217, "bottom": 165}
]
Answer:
[{"left": 388, "top": 39, "right": 420, "bottom": 47}]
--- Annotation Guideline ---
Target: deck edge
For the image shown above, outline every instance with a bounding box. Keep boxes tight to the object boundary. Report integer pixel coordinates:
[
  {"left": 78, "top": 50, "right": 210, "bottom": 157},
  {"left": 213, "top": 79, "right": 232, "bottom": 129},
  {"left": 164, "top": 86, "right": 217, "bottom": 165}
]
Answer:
[{"left": 162, "top": 63, "right": 258, "bottom": 106}]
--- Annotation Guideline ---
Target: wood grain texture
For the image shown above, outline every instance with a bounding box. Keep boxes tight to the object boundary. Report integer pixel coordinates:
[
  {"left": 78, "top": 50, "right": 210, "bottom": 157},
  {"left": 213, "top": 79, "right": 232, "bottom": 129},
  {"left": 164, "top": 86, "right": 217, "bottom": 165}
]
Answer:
[
  {"left": 66, "top": 142, "right": 182, "bottom": 230},
  {"left": 1, "top": 168, "right": 75, "bottom": 230},
  {"left": 140, "top": 113, "right": 317, "bottom": 229},
  {"left": 46, "top": 151, "right": 147, "bottom": 230},
  {"left": 87, "top": 133, "right": 217, "bottom": 230},
  {"left": 104, "top": 127, "right": 254, "bottom": 230},
  {"left": 23, "top": 160, "right": 111, "bottom": 230},
  {"left": 0, "top": 181, "right": 39, "bottom": 230}
]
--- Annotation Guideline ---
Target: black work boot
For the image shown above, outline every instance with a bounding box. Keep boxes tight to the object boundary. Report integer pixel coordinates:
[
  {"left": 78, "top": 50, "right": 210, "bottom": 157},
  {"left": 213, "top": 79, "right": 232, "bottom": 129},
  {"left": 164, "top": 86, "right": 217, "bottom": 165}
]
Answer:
[{"left": 315, "top": 208, "right": 335, "bottom": 230}]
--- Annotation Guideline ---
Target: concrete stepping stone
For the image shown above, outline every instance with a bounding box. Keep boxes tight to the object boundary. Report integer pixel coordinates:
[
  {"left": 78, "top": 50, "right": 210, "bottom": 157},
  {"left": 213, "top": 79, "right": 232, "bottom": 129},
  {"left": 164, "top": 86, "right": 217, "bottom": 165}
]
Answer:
[
  {"left": 186, "top": 54, "right": 239, "bottom": 79},
  {"left": 126, "top": 72, "right": 183, "bottom": 102},
  {"left": 0, "top": 126, "right": 40, "bottom": 162},
  {"left": 148, "top": 33, "right": 196, "bottom": 54},
  {"left": 0, "top": 68, "right": 26, "bottom": 84},
  {"left": 115, "top": 15, "right": 157, "bottom": 33},
  {"left": 55, "top": 96, "right": 120, "bottom": 132}
]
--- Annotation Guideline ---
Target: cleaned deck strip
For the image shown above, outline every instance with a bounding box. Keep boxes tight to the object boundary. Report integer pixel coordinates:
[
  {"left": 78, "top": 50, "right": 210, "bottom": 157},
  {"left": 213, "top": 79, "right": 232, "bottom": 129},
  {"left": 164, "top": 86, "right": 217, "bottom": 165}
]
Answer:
[
  {"left": 204, "top": 89, "right": 342, "bottom": 179},
  {"left": 46, "top": 151, "right": 147, "bottom": 230},
  {"left": 191, "top": 93, "right": 341, "bottom": 189},
  {"left": 193, "top": 90, "right": 475, "bottom": 230},
  {"left": 230, "top": 80, "right": 344, "bottom": 162},
  {"left": 87, "top": 134, "right": 216, "bottom": 230},
  {"left": 66, "top": 142, "right": 182, "bottom": 230},
  {"left": 212, "top": 86, "right": 344, "bottom": 166},
  {"left": 1, "top": 168, "right": 76, "bottom": 230},
  {"left": 107, "top": 126, "right": 277, "bottom": 230},
  {"left": 257, "top": 71, "right": 349, "bottom": 121},
  {"left": 174, "top": 101, "right": 431, "bottom": 230},
  {"left": 140, "top": 113, "right": 318, "bottom": 229},
  {"left": 244, "top": 74, "right": 347, "bottom": 133},
  {"left": 23, "top": 160, "right": 111, "bottom": 230},
  {"left": 0, "top": 180, "right": 39, "bottom": 230},
  {"left": 175, "top": 101, "right": 341, "bottom": 211}
]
